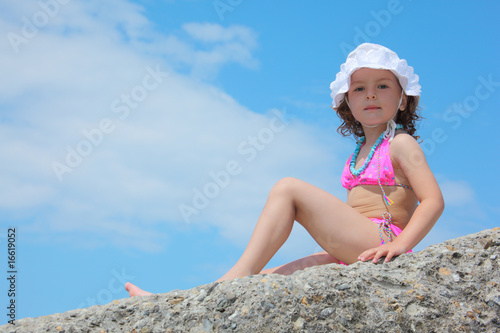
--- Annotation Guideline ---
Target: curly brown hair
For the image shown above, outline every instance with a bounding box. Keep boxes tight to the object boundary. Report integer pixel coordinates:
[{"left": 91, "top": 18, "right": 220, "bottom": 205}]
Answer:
[{"left": 335, "top": 94, "right": 421, "bottom": 140}]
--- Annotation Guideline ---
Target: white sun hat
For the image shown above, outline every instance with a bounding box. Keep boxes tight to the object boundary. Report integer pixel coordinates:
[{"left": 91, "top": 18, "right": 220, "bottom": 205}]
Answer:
[{"left": 330, "top": 43, "right": 421, "bottom": 109}]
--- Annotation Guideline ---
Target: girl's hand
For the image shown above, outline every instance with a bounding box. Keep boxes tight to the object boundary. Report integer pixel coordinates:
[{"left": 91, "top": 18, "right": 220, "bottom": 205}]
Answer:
[{"left": 357, "top": 241, "right": 407, "bottom": 264}]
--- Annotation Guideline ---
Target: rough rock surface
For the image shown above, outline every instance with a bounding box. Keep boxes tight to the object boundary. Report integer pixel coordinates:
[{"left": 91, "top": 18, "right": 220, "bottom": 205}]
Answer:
[{"left": 2, "top": 228, "right": 500, "bottom": 333}]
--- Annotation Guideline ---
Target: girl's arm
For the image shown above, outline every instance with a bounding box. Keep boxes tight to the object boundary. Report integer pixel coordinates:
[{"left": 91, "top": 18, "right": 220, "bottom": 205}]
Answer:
[
  {"left": 358, "top": 134, "right": 445, "bottom": 263},
  {"left": 391, "top": 133, "right": 445, "bottom": 250}
]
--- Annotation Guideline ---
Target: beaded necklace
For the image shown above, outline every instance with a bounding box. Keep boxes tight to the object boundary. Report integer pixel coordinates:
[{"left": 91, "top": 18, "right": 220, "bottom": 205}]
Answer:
[
  {"left": 350, "top": 132, "right": 386, "bottom": 176},
  {"left": 350, "top": 124, "right": 403, "bottom": 176}
]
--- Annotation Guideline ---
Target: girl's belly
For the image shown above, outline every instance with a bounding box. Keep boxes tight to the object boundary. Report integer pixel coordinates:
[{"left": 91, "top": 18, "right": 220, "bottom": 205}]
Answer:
[{"left": 346, "top": 185, "right": 418, "bottom": 229}]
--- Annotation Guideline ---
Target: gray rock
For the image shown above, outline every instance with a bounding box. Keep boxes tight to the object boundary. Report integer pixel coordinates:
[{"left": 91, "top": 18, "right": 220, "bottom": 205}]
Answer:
[{"left": 2, "top": 228, "right": 500, "bottom": 332}]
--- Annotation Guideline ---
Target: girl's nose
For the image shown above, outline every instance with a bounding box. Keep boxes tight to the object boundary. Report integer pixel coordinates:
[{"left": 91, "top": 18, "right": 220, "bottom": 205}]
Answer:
[{"left": 365, "top": 86, "right": 377, "bottom": 100}]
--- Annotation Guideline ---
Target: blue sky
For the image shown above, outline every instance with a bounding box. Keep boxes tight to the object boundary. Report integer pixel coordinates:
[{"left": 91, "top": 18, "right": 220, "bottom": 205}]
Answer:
[{"left": 1, "top": 0, "right": 499, "bottom": 323}]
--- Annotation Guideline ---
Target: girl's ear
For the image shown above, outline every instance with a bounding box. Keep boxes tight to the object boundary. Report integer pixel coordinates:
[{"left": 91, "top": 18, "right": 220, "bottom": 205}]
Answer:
[{"left": 399, "top": 93, "right": 408, "bottom": 111}]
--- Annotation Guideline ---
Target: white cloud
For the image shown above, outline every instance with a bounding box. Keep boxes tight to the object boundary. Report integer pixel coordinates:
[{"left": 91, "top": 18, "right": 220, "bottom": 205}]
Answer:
[
  {"left": 0, "top": 0, "right": 347, "bottom": 255},
  {"left": 181, "top": 22, "right": 259, "bottom": 78},
  {"left": 183, "top": 22, "right": 257, "bottom": 46},
  {"left": 439, "top": 178, "right": 475, "bottom": 206}
]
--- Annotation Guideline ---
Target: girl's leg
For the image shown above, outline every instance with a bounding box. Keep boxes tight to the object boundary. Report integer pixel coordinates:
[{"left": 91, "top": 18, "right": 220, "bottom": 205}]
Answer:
[
  {"left": 216, "top": 177, "right": 384, "bottom": 282},
  {"left": 126, "top": 252, "right": 340, "bottom": 296},
  {"left": 260, "top": 251, "right": 340, "bottom": 275},
  {"left": 126, "top": 177, "right": 386, "bottom": 296}
]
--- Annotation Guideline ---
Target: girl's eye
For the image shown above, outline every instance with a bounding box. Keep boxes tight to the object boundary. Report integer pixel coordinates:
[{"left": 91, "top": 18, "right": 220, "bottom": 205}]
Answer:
[
  {"left": 378, "top": 84, "right": 389, "bottom": 89},
  {"left": 353, "top": 87, "right": 364, "bottom": 92}
]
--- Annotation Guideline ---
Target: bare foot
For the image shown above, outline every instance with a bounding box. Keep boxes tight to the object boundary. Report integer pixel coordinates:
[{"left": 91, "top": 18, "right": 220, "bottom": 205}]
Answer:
[{"left": 125, "top": 282, "right": 153, "bottom": 297}]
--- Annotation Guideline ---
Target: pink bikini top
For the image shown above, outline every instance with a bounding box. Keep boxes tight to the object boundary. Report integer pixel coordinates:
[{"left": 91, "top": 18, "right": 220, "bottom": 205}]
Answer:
[{"left": 341, "top": 138, "right": 412, "bottom": 191}]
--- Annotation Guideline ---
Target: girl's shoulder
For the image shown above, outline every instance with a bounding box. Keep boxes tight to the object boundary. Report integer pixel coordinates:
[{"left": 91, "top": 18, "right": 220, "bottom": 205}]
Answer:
[
  {"left": 392, "top": 131, "right": 420, "bottom": 148},
  {"left": 390, "top": 131, "right": 425, "bottom": 165}
]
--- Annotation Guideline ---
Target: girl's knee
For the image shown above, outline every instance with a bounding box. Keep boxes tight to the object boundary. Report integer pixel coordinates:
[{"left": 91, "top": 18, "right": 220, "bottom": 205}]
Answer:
[{"left": 271, "top": 177, "right": 301, "bottom": 196}]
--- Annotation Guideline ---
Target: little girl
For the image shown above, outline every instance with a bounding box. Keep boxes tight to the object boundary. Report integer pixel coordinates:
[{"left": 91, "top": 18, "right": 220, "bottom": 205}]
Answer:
[{"left": 126, "top": 43, "right": 444, "bottom": 296}]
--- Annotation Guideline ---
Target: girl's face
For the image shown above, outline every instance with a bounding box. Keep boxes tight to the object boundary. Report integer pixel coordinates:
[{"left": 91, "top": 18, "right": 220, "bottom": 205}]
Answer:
[{"left": 346, "top": 68, "right": 406, "bottom": 128}]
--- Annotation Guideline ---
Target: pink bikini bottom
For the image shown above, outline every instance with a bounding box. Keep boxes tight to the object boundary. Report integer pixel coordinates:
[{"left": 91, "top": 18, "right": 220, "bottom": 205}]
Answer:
[
  {"left": 339, "top": 217, "right": 412, "bottom": 265},
  {"left": 370, "top": 217, "right": 405, "bottom": 239}
]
